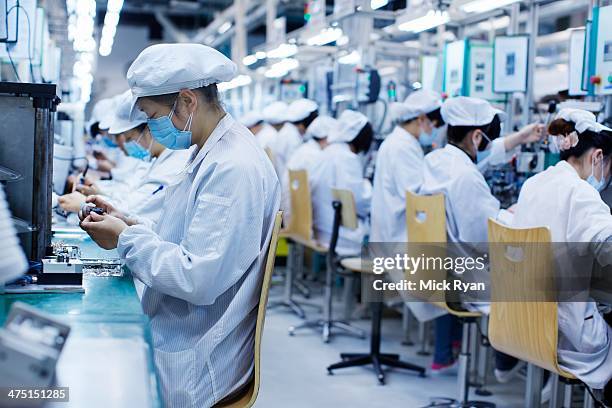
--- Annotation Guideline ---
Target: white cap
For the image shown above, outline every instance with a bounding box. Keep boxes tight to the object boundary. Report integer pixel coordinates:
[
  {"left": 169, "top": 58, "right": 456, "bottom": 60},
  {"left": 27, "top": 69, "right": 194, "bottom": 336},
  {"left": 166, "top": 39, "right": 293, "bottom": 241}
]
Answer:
[
  {"left": 574, "top": 119, "right": 612, "bottom": 134},
  {"left": 441, "top": 96, "right": 503, "bottom": 127},
  {"left": 328, "top": 110, "right": 369, "bottom": 143},
  {"left": 241, "top": 111, "right": 263, "bottom": 128},
  {"left": 262, "top": 101, "right": 288, "bottom": 125},
  {"left": 389, "top": 102, "right": 420, "bottom": 123},
  {"left": 98, "top": 94, "right": 123, "bottom": 130},
  {"left": 555, "top": 108, "right": 596, "bottom": 124},
  {"left": 404, "top": 89, "right": 442, "bottom": 115},
  {"left": 108, "top": 90, "right": 147, "bottom": 135},
  {"left": 88, "top": 97, "right": 116, "bottom": 129},
  {"left": 306, "top": 116, "right": 338, "bottom": 140},
  {"left": 127, "top": 43, "right": 237, "bottom": 117},
  {"left": 286, "top": 98, "right": 318, "bottom": 123}
]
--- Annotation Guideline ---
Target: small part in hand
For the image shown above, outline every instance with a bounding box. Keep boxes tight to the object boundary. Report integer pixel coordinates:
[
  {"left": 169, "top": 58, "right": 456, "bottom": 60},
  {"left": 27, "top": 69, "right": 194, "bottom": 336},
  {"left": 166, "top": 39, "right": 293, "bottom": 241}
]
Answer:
[{"left": 90, "top": 207, "right": 105, "bottom": 215}]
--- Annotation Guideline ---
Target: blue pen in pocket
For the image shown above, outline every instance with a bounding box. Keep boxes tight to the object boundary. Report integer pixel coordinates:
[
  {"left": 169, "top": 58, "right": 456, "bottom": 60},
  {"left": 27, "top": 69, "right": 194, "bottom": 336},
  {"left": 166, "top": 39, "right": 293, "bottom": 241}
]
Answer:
[{"left": 152, "top": 185, "right": 164, "bottom": 195}]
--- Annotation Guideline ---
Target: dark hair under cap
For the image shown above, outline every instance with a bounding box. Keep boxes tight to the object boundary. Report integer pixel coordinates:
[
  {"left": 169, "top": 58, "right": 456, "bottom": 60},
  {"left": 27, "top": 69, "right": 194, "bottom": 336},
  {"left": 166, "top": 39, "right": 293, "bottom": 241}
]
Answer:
[
  {"left": 549, "top": 118, "right": 612, "bottom": 160},
  {"left": 350, "top": 122, "right": 374, "bottom": 153}
]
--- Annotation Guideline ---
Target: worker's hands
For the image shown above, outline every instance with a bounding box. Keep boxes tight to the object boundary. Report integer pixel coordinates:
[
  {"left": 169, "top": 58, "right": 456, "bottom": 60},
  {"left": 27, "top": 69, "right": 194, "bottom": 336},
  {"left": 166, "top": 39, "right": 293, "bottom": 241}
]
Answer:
[
  {"left": 80, "top": 212, "right": 128, "bottom": 250},
  {"left": 75, "top": 182, "right": 100, "bottom": 196},
  {"left": 78, "top": 195, "right": 124, "bottom": 222},
  {"left": 517, "top": 123, "right": 545, "bottom": 144},
  {"left": 57, "top": 191, "right": 87, "bottom": 213},
  {"left": 96, "top": 159, "right": 114, "bottom": 173}
]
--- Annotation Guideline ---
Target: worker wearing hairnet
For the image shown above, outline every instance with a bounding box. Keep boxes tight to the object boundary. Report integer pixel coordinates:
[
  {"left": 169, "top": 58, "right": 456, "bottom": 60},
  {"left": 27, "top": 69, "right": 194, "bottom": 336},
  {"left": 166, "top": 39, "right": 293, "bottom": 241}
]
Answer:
[
  {"left": 282, "top": 115, "right": 337, "bottom": 223},
  {"left": 310, "top": 110, "right": 373, "bottom": 255},
  {"left": 370, "top": 101, "right": 426, "bottom": 243},
  {"left": 260, "top": 101, "right": 287, "bottom": 151},
  {"left": 403, "top": 89, "right": 446, "bottom": 149},
  {"left": 276, "top": 98, "right": 318, "bottom": 167},
  {"left": 512, "top": 109, "right": 612, "bottom": 393},
  {"left": 417, "top": 97, "right": 519, "bottom": 374},
  {"left": 78, "top": 43, "right": 280, "bottom": 408}
]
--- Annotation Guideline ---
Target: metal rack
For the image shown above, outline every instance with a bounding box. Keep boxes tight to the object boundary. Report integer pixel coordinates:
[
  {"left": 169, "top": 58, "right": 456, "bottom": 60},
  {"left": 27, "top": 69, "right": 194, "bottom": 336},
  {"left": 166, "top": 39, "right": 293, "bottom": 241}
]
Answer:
[{"left": 0, "top": 82, "right": 60, "bottom": 261}]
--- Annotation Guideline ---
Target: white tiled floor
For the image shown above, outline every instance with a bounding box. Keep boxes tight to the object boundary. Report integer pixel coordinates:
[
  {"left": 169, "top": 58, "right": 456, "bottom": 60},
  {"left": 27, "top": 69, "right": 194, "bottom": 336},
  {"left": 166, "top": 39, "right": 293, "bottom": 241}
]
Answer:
[{"left": 255, "top": 281, "right": 527, "bottom": 408}]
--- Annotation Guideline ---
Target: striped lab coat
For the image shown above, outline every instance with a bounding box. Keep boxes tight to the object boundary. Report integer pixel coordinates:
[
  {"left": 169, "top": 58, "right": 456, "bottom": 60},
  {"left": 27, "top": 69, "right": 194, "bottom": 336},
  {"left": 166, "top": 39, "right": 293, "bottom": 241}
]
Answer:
[{"left": 117, "top": 114, "right": 280, "bottom": 407}]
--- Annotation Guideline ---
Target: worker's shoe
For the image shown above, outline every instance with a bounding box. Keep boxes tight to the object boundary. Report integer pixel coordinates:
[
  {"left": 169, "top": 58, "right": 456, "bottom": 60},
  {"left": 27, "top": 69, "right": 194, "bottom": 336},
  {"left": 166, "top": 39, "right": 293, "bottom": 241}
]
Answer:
[
  {"left": 430, "top": 360, "right": 458, "bottom": 376},
  {"left": 494, "top": 361, "right": 526, "bottom": 383}
]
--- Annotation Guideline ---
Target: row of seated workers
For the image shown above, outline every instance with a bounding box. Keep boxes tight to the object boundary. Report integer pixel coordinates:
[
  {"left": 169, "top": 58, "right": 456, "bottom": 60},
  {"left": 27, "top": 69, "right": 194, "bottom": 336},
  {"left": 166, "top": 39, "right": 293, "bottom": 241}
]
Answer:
[{"left": 47, "top": 43, "right": 610, "bottom": 407}]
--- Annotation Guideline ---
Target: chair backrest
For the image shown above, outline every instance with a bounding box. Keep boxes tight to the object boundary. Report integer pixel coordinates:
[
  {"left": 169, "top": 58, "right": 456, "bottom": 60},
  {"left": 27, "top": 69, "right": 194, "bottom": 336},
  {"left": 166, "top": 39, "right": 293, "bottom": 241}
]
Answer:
[
  {"left": 487, "top": 218, "right": 574, "bottom": 378},
  {"left": 405, "top": 190, "right": 446, "bottom": 243},
  {"left": 264, "top": 147, "right": 275, "bottom": 164},
  {"left": 286, "top": 169, "right": 314, "bottom": 241},
  {"left": 214, "top": 211, "right": 283, "bottom": 408},
  {"left": 331, "top": 188, "right": 358, "bottom": 230}
]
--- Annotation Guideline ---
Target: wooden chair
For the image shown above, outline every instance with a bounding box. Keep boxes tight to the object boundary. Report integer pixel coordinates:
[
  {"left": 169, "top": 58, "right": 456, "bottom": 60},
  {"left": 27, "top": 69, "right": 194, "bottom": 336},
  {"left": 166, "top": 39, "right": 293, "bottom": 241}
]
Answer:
[
  {"left": 487, "top": 219, "right": 588, "bottom": 408},
  {"left": 213, "top": 212, "right": 283, "bottom": 408},
  {"left": 405, "top": 191, "right": 493, "bottom": 408},
  {"left": 289, "top": 189, "right": 365, "bottom": 342},
  {"left": 270, "top": 169, "right": 325, "bottom": 318}
]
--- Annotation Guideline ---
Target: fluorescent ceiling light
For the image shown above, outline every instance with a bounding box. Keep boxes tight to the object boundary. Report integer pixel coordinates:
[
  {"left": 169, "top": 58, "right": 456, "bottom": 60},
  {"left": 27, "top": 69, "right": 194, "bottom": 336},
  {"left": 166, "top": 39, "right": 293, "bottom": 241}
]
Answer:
[
  {"left": 336, "top": 35, "right": 349, "bottom": 46},
  {"left": 477, "top": 16, "right": 510, "bottom": 31},
  {"left": 265, "top": 58, "right": 299, "bottom": 78},
  {"left": 255, "top": 51, "right": 267, "bottom": 59},
  {"left": 306, "top": 28, "right": 343, "bottom": 46},
  {"left": 218, "top": 21, "right": 232, "bottom": 34},
  {"left": 243, "top": 54, "right": 258, "bottom": 66},
  {"left": 266, "top": 43, "right": 298, "bottom": 59},
  {"left": 461, "top": 0, "right": 519, "bottom": 14},
  {"left": 371, "top": 0, "right": 388, "bottom": 10},
  {"left": 338, "top": 50, "right": 361, "bottom": 65},
  {"left": 398, "top": 10, "right": 450, "bottom": 33}
]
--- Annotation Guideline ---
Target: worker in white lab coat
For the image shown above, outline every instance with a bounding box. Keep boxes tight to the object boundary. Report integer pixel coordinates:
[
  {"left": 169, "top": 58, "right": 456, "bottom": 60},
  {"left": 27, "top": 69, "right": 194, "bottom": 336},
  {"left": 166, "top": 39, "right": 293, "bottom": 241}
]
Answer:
[
  {"left": 260, "top": 101, "right": 287, "bottom": 150},
  {"left": 419, "top": 96, "right": 543, "bottom": 375},
  {"left": 512, "top": 109, "right": 612, "bottom": 394},
  {"left": 403, "top": 89, "right": 446, "bottom": 149},
  {"left": 370, "top": 101, "right": 428, "bottom": 243},
  {"left": 282, "top": 116, "right": 337, "bottom": 224},
  {"left": 79, "top": 43, "right": 280, "bottom": 408},
  {"left": 59, "top": 91, "right": 191, "bottom": 224},
  {"left": 310, "top": 110, "right": 373, "bottom": 255},
  {"left": 276, "top": 99, "right": 317, "bottom": 166}
]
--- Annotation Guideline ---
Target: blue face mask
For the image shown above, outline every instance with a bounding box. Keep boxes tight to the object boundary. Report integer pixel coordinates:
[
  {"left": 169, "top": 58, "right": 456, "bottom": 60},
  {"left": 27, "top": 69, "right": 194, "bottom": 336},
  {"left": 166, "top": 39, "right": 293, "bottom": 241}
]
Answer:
[
  {"left": 473, "top": 131, "right": 493, "bottom": 163},
  {"left": 419, "top": 127, "right": 438, "bottom": 147},
  {"left": 124, "top": 132, "right": 151, "bottom": 161},
  {"left": 102, "top": 136, "right": 118, "bottom": 148},
  {"left": 587, "top": 155, "right": 606, "bottom": 191},
  {"left": 147, "top": 102, "right": 193, "bottom": 150}
]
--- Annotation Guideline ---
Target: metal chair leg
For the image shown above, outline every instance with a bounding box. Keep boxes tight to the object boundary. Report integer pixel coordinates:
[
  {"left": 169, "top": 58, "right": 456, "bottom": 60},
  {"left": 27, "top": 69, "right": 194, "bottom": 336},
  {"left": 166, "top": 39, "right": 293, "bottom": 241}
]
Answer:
[
  {"left": 550, "top": 374, "right": 563, "bottom": 408},
  {"left": 402, "top": 304, "right": 415, "bottom": 346},
  {"left": 525, "top": 364, "right": 544, "bottom": 408},
  {"left": 417, "top": 321, "right": 431, "bottom": 356}
]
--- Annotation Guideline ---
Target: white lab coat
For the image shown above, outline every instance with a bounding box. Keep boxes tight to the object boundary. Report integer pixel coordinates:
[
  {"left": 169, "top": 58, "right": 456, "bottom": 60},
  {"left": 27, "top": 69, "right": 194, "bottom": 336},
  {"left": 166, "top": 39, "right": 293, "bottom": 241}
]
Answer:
[
  {"left": 411, "top": 143, "right": 512, "bottom": 321},
  {"left": 513, "top": 160, "right": 612, "bottom": 389},
  {"left": 108, "top": 148, "right": 192, "bottom": 222},
  {"left": 310, "top": 142, "right": 372, "bottom": 255},
  {"left": 370, "top": 126, "right": 424, "bottom": 242},
  {"left": 281, "top": 139, "right": 323, "bottom": 223},
  {"left": 116, "top": 114, "right": 280, "bottom": 407},
  {"left": 274, "top": 122, "right": 302, "bottom": 168}
]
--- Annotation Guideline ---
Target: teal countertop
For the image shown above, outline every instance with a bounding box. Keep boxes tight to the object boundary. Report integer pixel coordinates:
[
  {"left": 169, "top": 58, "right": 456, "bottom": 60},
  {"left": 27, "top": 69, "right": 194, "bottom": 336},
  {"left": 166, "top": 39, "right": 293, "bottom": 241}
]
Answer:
[{"left": 1, "top": 229, "right": 162, "bottom": 408}]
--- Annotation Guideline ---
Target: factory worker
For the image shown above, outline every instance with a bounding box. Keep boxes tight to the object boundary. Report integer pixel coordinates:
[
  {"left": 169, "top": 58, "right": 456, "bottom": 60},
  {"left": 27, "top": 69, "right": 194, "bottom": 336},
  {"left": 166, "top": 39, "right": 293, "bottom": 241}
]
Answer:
[
  {"left": 418, "top": 97, "right": 518, "bottom": 374},
  {"left": 282, "top": 116, "right": 337, "bottom": 223},
  {"left": 512, "top": 109, "right": 612, "bottom": 395},
  {"left": 276, "top": 98, "right": 318, "bottom": 165},
  {"left": 76, "top": 91, "right": 192, "bottom": 223},
  {"left": 370, "top": 101, "right": 426, "bottom": 242},
  {"left": 403, "top": 89, "right": 446, "bottom": 149},
  {"left": 0, "top": 185, "right": 28, "bottom": 285},
  {"left": 259, "top": 101, "right": 287, "bottom": 150},
  {"left": 88, "top": 97, "right": 122, "bottom": 173},
  {"left": 241, "top": 110, "right": 264, "bottom": 136},
  {"left": 310, "top": 110, "right": 373, "bottom": 255},
  {"left": 78, "top": 43, "right": 280, "bottom": 408}
]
